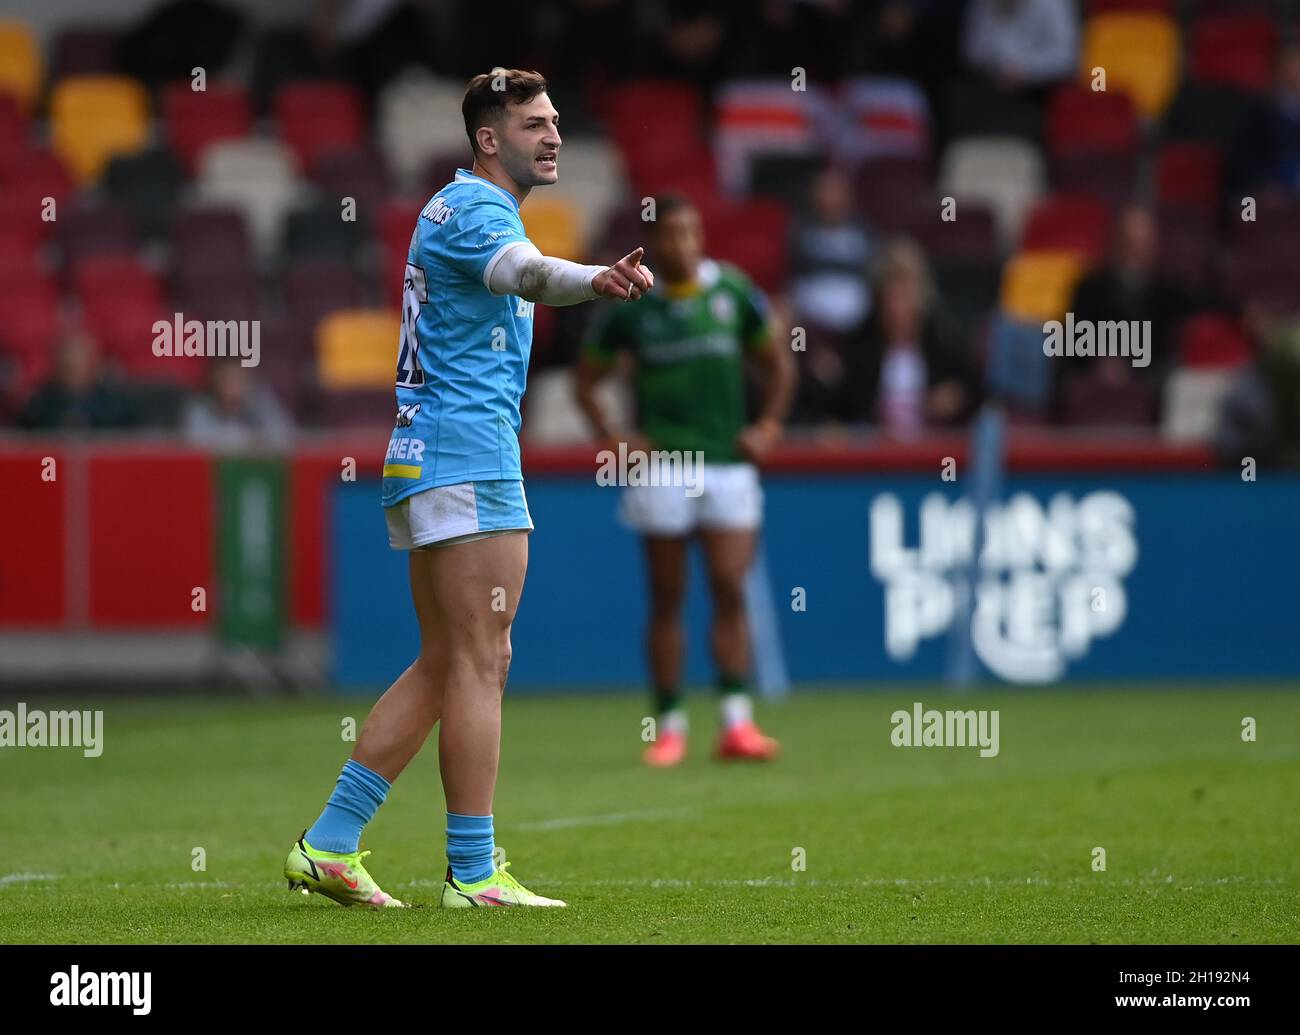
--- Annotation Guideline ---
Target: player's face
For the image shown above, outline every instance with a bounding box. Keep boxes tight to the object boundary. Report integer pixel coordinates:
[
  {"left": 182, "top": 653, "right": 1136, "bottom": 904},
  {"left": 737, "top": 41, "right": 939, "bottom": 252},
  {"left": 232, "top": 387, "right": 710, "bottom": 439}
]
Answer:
[
  {"left": 654, "top": 207, "right": 703, "bottom": 281},
  {"left": 497, "top": 93, "right": 562, "bottom": 187}
]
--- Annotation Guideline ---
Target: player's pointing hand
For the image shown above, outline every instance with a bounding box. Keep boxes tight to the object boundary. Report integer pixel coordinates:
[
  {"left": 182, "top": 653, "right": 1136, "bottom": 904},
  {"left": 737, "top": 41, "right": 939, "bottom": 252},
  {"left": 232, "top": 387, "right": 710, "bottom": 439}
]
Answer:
[{"left": 594, "top": 247, "right": 655, "bottom": 302}]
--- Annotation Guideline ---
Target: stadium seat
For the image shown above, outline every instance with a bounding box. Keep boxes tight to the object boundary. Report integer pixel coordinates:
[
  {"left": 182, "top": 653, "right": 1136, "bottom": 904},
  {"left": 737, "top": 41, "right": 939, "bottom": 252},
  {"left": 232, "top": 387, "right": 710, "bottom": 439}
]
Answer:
[
  {"left": 1050, "top": 148, "right": 1137, "bottom": 207},
  {"left": 1045, "top": 83, "right": 1137, "bottom": 163},
  {"left": 311, "top": 146, "right": 391, "bottom": 230},
  {"left": 0, "top": 270, "right": 58, "bottom": 366},
  {"left": 163, "top": 80, "right": 253, "bottom": 174},
  {"left": 52, "top": 25, "right": 121, "bottom": 78},
  {"left": 1155, "top": 202, "right": 1214, "bottom": 292},
  {"left": 283, "top": 202, "right": 364, "bottom": 263},
  {"left": 541, "top": 138, "right": 627, "bottom": 252},
  {"left": 0, "top": 19, "right": 42, "bottom": 113},
  {"left": 1019, "top": 194, "right": 1111, "bottom": 262},
  {"left": 1154, "top": 141, "right": 1222, "bottom": 213},
  {"left": 316, "top": 309, "right": 400, "bottom": 390},
  {"left": 999, "top": 250, "right": 1087, "bottom": 322},
  {"left": 921, "top": 205, "right": 999, "bottom": 263},
  {"left": 172, "top": 206, "right": 252, "bottom": 282},
  {"left": 1178, "top": 313, "right": 1253, "bottom": 369},
  {"left": 58, "top": 202, "right": 136, "bottom": 264},
  {"left": 1062, "top": 370, "right": 1157, "bottom": 426},
  {"left": 700, "top": 198, "right": 790, "bottom": 293},
  {"left": 285, "top": 261, "right": 363, "bottom": 334},
  {"left": 0, "top": 147, "right": 75, "bottom": 247},
  {"left": 1080, "top": 12, "right": 1180, "bottom": 119},
  {"left": 378, "top": 199, "right": 422, "bottom": 306},
  {"left": 1188, "top": 12, "right": 1278, "bottom": 95},
  {"left": 523, "top": 367, "right": 633, "bottom": 444},
  {"left": 1161, "top": 368, "right": 1238, "bottom": 442},
  {"left": 377, "top": 74, "right": 472, "bottom": 188},
  {"left": 712, "top": 79, "right": 830, "bottom": 194},
  {"left": 50, "top": 75, "right": 151, "bottom": 184},
  {"left": 521, "top": 196, "right": 584, "bottom": 262},
  {"left": 853, "top": 155, "right": 932, "bottom": 228},
  {"left": 273, "top": 80, "right": 367, "bottom": 174},
  {"left": 196, "top": 139, "right": 304, "bottom": 257},
  {"left": 602, "top": 80, "right": 704, "bottom": 154},
  {"left": 103, "top": 148, "right": 183, "bottom": 243},
  {"left": 939, "top": 137, "right": 1045, "bottom": 252},
  {"left": 0, "top": 93, "right": 26, "bottom": 173}
]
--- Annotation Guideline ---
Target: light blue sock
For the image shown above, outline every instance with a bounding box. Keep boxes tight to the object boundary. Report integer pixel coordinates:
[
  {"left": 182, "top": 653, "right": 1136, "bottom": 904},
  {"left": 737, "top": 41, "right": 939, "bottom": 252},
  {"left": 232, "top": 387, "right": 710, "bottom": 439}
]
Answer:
[
  {"left": 446, "top": 812, "right": 495, "bottom": 884},
  {"left": 305, "top": 759, "right": 390, "bottom": 854}
]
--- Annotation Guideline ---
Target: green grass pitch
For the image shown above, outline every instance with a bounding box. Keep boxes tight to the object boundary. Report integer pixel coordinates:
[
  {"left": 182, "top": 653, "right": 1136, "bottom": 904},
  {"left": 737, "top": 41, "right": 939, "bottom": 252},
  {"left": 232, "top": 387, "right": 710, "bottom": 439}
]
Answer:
[{"left": 1, "top": 687, "right": 1297, "bottom": 944}]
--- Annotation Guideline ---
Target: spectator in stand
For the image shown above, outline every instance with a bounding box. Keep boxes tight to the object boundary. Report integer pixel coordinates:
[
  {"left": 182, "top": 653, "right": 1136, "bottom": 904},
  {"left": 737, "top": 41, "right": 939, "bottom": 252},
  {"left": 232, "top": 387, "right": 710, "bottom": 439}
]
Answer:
[
  {"left": 836, "top": 237, "right": 978, "bottom": 436},
  {"left": 788, "top": 166, "right": 874, "bottom": 424},
  {"left": 17, "top": 330, "right": 137, "bottom": 431},
  {"left": 1266, "top": 43, "right": 1300, "bottom": 191},
  {"left": 181, "top": 358, "right": 294, "bottom": 450},
  {"left": 962, "top": 0, "right": 1077, "bottom": 89},
  {"left": 1056, "top": 204, "right": 1185, "bottom": 421},
  {"left": 791, "top": 166, "right": 874, "bottom": 338}
]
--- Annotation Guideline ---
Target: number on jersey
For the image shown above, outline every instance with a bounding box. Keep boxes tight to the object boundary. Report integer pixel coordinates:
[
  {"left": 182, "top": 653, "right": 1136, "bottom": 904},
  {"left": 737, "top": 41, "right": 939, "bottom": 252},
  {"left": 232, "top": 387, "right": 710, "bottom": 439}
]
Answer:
[{"left": 396, "top": 263, "right": 427, "bottom": 387}]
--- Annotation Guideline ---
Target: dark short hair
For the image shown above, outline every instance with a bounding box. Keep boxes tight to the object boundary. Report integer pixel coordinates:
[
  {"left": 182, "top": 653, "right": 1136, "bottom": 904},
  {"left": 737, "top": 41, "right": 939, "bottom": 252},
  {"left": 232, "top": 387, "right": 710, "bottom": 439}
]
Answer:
[
  {"left": 653, "top": 193, "right": 697, "bottom": 225},
  {"left": 462, "top": 69, "right": 549, "bottom": 155}
]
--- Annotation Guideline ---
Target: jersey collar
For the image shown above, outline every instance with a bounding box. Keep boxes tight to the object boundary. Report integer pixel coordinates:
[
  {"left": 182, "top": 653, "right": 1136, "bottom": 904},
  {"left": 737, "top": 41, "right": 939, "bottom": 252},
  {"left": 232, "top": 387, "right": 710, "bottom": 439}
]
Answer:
[{"left": 456, "top": 168, "right": 521, "bottom": 210}]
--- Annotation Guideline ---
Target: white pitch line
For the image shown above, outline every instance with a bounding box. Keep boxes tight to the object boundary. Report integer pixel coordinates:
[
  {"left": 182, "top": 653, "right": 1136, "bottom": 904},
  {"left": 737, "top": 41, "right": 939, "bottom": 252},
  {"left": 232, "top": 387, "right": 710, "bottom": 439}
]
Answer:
[
  {"left": 512, "top": 807, "right": 696, "bottom": 832},
  {"left": 0, "top": 873, "right": 60, "bottom": 886}
]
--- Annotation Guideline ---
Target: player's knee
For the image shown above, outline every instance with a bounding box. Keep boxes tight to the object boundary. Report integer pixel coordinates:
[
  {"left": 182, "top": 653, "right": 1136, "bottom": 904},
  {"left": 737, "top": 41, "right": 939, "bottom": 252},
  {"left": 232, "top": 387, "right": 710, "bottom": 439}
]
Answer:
[
  {"left": 710, "top": 574, "right": 746, "bottom": 615},
  {"left": 649, "top": 580, "right": 685, "bottom": 618}
]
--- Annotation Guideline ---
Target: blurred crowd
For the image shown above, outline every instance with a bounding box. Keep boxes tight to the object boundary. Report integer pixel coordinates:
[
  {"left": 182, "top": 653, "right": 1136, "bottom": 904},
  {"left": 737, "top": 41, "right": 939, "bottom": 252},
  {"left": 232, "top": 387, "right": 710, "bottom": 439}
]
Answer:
[{"left": 3, "top": 0, "right": 1300, "bottom": 465}]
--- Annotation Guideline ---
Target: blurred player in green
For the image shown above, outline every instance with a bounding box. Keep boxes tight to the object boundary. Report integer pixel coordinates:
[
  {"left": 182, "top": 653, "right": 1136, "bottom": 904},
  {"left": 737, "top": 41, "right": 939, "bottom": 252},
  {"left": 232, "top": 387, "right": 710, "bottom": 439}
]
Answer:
[{"left": 576, "top": 195, "right": 795, "bottom": 766}]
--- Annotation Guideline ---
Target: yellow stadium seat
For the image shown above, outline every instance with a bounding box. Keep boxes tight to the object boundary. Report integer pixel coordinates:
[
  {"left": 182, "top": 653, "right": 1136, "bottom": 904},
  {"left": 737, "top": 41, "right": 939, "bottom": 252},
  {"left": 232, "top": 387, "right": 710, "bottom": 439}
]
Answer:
[
  {"left": 1080, "top": 12, "right": 1181, "bottom": 120},
  {"left": 50, "top": 75, "right": 151, "bottom": 184},
  {"left": 316, "top": 309, "right": 401, "bottom": 390},
  {"left": 521, "top": 196, "right": 584, "bottom": 261},
  {"left": 0, "top": 19, "right": 41, "bottom": 113},
  {"left": 1000, "top": 250, "right": 1087, "bottom": 323}
]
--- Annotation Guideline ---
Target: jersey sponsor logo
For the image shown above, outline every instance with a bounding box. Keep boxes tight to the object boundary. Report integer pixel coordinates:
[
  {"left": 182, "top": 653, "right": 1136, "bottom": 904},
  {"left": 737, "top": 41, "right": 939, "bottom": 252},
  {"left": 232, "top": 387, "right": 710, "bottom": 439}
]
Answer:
[
  {"left": 871, "top": 491, "right": 1136, "bottom": 683},
  {"left": 395, "top": 402, "right": 421, "bottom": 427},
  {"left": 641, "top": 333, "right": 738, "bottom": 364},
  {"left": 385, "top": 437, "right": 426, "bottom": 462},
  {"left": 421, "top": 197, "right": 455, "bottom": 225},
  {"left": 515, "top": 298, "right": 535, "bottom": 319}
]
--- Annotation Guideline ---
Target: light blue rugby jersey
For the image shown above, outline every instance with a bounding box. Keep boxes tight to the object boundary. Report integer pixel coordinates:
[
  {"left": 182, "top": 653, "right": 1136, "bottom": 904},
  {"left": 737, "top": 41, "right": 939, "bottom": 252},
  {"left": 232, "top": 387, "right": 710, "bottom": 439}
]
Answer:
[{"left": 381, "top": 169, "right": 536, "bottom": 507}]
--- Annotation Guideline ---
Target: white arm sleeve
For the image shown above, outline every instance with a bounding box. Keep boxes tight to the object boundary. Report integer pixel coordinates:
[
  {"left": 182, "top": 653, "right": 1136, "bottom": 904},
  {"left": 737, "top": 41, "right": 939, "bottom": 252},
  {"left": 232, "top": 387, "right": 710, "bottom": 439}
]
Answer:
[{"left": 486, "top": 241, "right": 609, "bottom": 305}]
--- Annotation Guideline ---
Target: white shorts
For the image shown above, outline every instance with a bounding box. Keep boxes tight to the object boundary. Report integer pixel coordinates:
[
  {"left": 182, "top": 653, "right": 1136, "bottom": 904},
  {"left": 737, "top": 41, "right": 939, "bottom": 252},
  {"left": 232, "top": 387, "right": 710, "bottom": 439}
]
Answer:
[
  {"left": 619, "top": 462, "right": 763, "bottom": 537},
  {"left": 386, "top": 479, "right": 533, "bottom": 551}
]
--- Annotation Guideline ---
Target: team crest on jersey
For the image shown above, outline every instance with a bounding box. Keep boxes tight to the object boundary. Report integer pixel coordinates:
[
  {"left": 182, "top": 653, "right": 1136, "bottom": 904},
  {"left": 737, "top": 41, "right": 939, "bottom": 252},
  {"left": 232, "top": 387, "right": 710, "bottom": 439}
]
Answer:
[
  {"left": 709, "top": 291, "right": 735, "bottom": 324},
  {"left": 395, "top": 402, "right": 421, "bottom": 427},
  {"left": 421, "top": 197, "right": 455, "bottom": 225}
]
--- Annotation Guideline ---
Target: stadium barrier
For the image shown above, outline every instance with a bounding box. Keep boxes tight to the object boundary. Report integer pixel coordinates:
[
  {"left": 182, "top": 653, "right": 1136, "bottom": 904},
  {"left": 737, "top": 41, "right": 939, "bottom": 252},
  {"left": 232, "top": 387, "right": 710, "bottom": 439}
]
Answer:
[{"left": 4, "top": 435, "right": 1296, "bottom": 689}]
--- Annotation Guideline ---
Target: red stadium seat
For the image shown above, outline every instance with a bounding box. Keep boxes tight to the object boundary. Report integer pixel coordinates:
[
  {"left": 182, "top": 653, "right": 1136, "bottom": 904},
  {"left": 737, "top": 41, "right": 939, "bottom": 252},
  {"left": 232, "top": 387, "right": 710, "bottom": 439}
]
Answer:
[
  {"left": 0, "top": 271, "right": 59, "bottom": 363},
  {"left": 285, "top": 261, "right": 363, "bottom": 335},
  {"left": 601, "top": 81, "right": 703, "bottom": 148},
  {"left": 0, "top": 94, "right": 27, "bottom": 177},
  {"left": 1188, "top": 13, "right": 1279, "bottom": 95},
  {"left": 1045, "top": 84, "right": 1138, "bottom": 161},
  {"left": 378, "top": 198, "right": 422, "bottom": 306},
  {"left": 0, "top": 146, "right": 75, "bottom": 246},
  {"left": 164, "top": 80, "right": 253, "bottom": 174},
  {"left": 1177, "top": 313, "right": 1252, "bottom": 369},
  {"left": 1154, "top": 141, "right": 1222, "bottom": 211},
  {"left": 1020, "top": 194, "right": 1112, "bottom": 262},
  {"left": 700, "top": 197, "right": 790, "bottom": 293},
  {"left": 74, "top": 256, "right": 164, "bottom": 310},
  {"left": 273, "top": 80, "right": 366, "bottom": 174}
]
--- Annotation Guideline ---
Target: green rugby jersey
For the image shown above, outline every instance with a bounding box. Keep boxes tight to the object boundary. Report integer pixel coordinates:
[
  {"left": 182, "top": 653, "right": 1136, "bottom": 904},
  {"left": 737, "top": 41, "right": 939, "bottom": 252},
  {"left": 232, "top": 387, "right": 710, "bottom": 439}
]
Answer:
[{"left": 582, "top": 259, "right": 772, "bottom": 462}]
